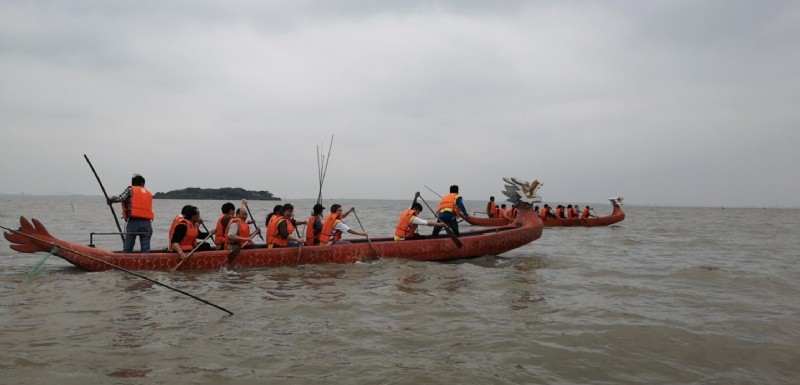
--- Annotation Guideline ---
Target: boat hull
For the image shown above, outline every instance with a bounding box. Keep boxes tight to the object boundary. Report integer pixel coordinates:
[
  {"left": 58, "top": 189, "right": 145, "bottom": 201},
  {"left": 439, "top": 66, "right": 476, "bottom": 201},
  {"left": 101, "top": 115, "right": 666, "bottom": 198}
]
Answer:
[{"left": 4, "top": 205, "right": 543, "bottom": 272}]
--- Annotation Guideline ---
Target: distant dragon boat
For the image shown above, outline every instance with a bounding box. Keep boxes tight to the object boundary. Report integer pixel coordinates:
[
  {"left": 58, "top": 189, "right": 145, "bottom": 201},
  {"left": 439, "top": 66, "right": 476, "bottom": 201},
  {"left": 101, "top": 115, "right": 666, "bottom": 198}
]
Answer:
[
  {"left": 468, "top": 177, "right": 625, "bottom": 228},
  {"left": 4, "top": 202, "right": 543, "bottom": 272}
]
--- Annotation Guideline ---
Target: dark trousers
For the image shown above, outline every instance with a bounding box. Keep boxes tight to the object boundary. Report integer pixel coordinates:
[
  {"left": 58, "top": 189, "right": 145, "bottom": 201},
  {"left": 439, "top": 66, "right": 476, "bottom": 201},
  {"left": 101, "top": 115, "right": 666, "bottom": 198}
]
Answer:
[{"left": 432, "top": 212, "right": 459, "bottom": 237}]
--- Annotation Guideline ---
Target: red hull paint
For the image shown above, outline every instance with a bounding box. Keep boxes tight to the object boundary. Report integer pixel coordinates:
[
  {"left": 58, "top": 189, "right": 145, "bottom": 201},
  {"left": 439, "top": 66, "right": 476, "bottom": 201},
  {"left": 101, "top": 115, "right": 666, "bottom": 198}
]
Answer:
[
  {"left": 5, "top": 205, "right": 543, "bottom": 272},
  {"left": 466, "top": 203, "right": 625, "bottom": 228}
]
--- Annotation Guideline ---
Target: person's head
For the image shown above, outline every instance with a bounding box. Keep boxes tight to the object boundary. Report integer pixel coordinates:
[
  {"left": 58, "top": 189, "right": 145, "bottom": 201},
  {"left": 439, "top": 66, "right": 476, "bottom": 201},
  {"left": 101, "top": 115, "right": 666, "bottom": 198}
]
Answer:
[
  {"left": 535, "top": 205, "right": 540, "bottom": 211},
  {"left": 221, "top": 202, "right": 235, "bottom": 214},
  {"left": 567, "top": 204, "right": 572, "bottom": 208},
  {"left": 501, "top": 204, "right": 506, "bottom": 209},
  {"left": 131, "top": 174, "right": 145, "bottom": 186},
  {"left": 585, "top": 206, "right": 590, "bottom": 209},
  {"left": 449, "top": 185, "right": 459, "bottom": 193},
  {"left": 489, "top": 196, "right": 495, "bottom": 201},
  {"left": 330, "top": 204, "right": 342, "bottom": 215},
  {"left": 181, "top": 205, "right": 199, "bottom": 221},
  {"left": 282, "top": 203, "right": 294, "bottom": 217},
  {"left": 313, "top": 203, "right": 325, "bottom": 216},
  {"left": 236, "top": 208, "right": 248, "bottom": 219},
  {"left": 272, "top": 205, "right": 283, "bottom": 214},
  {"left": 410, "top": 202, "right": 423, "bottom": 213}
]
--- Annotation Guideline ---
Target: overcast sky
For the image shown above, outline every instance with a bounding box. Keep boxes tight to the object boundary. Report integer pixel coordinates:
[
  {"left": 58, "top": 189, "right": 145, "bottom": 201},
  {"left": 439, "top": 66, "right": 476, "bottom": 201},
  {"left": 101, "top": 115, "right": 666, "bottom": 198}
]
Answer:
[{"left": 1, "top": 1, "right": 798, "bottom": 208}]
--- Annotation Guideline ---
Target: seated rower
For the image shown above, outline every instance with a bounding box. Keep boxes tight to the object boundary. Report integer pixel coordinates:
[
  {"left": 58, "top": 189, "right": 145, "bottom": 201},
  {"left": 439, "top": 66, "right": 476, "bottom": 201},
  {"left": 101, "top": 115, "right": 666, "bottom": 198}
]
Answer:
[
  {"left": 169, "top": 205, "right": 213, "bottom": 262},
  {"left": 319, "top": 204, "right": 368, "bottom": 245},
  {"left": 226, "top": 200, "right": 261, "bottom": 250},
  {"left": 395, "top": 193, "right": 443, "bottom": 241},
  {"left": 267, "top": 203, "right": 305, "bottom": 248}
]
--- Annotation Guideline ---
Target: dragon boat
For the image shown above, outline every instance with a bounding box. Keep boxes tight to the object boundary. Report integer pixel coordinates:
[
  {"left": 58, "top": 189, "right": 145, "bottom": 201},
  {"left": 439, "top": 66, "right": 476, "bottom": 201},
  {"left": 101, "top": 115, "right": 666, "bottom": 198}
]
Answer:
[
  {"left": 467, "top": 198, "right": 625, "bottom": 228},
  {"left": 3, "top": 202, "right": 543, "bottom": 272},
  {"left": 467, "top": 177, "right": 624, "bottom": 228}
]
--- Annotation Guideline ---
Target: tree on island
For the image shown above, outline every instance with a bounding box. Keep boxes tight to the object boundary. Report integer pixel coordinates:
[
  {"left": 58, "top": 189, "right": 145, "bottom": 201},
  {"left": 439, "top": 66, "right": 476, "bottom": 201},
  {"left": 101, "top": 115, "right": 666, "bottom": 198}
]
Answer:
[{"left": 153, "top": 187, "right": 280, "bottom": 201}]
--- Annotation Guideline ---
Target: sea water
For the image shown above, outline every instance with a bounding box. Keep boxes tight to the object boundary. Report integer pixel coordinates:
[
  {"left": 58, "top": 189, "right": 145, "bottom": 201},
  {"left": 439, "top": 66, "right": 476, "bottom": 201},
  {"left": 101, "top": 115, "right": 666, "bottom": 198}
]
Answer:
[{"left": 1, "top": 196, "right": 798, "bottom": 384}]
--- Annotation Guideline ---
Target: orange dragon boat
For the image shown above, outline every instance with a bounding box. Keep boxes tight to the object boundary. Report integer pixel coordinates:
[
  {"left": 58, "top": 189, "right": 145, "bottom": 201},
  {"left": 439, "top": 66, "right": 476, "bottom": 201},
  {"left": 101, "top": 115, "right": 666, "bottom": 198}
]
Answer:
[
  {"left": 467, "top": 197, "right": 625, "bottom": 228},
  {"left": 3, "top": 202, "right": 543, "bottom": 272}
]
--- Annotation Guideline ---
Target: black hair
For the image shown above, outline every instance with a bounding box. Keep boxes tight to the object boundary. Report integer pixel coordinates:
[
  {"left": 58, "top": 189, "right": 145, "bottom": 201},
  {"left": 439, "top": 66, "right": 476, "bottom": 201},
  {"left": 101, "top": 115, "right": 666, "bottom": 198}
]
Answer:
[
  {"left": 131, "top": 174, "right": 145, "bottom": 186},
  {"left": 221, "top": 202, "right": 235, "bottom": 214},
  {"left": 449, "top": 185, "right": 459, "bottom": 193},
  {"left": 181, "top": 205, "right": 198, "bottom": 218},
  {"left": 331, "top": 204, "right": 342, "bottom": 213},
  {"left": 282, "top": 203, "right": 294, "bottom": 212},
  {"left": 411, "top": 202, "right": 423, "bottom": 211}
]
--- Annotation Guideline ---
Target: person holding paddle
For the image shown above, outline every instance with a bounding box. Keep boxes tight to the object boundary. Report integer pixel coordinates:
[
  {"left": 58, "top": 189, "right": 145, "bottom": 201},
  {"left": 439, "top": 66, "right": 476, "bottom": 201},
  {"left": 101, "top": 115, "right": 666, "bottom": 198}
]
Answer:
[
  {"left": 226, "top": 200, "right": 261, "bottom": 250},
  {"left": 319, "top": 204, "right": 367, "bottom": 244},
  {"left": 394, "top": 193, "right": 444, "bottom": 241},
  {"left": 432, "top": 185, "right": 469, "bottom": 237},
  {"left": 169, "top": 205, "right": 213, "bottom": 262},
  {"left": 107, "top": 174, "right": 154, "bottom": 253}
]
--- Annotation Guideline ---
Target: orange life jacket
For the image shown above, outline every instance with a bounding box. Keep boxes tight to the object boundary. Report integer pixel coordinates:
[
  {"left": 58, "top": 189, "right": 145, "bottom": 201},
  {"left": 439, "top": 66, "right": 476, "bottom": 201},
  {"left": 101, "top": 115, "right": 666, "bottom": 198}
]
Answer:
[
  {"left": 581, "top": 208, "right": 590, "bottom": 219},
  {"left": 319, "top": 213, "right": 342, "bottom": 244},
  {"left": 168, "top": 217, "right": 197, "bottom": 252},
  {"left": 498, "top": 208, "right": 507, "bottom": 219},
  {"left": 225, "top": 217, "right": 251, "bottom": 249},
  {"left": 555, "top": 207, "right": 564, "bottom": 218},
  {"left": 305, "top": 215, "right": 321, "bottom": 246},
  {"left": 394, "top": 209, "right": 419, "bottom": 240},
  {"left": 486, "top": 201, "right": 497, "bottom": 218},
  {"left": 267, "top": 216, "right": 295, "bottom": 247},
  {"left": 567, "top": 207, "right": 576, "bottom": 218},
  {"left": 540, "top": 207, "right": 549, "bottom": 219},
  {"left": 507, "top": 207, "right": 517, "bottom": 219},
  {"left": 124, "top": 186, "right": 154, "bottom": 220},
  {"left": 214, "top": 214, "right": 231, "bottom": 247},
  {"left": 437, "top": 193, "right": 462, "bottom": 216}
]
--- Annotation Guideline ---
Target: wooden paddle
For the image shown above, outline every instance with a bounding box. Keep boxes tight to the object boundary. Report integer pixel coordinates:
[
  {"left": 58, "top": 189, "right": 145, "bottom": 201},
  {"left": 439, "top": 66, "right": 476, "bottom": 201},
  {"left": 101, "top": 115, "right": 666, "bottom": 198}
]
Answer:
[
  {"left": 242, "top": 201, "right": 265, "bottom": 242},
  {"left": 170, "top": 232, "right": 214, "bottom": 272},
  {"left": 352, "top": 208, "right": 380, "bottom": 259},
  {"left": 84, "top": 154, "right": 125, "bottom": 243},
  {"left": 226, "top": 231, "right": 260, "bottom": 267},
  {"left": 418, "top": 194, "right": 463, "bottom": 248}
]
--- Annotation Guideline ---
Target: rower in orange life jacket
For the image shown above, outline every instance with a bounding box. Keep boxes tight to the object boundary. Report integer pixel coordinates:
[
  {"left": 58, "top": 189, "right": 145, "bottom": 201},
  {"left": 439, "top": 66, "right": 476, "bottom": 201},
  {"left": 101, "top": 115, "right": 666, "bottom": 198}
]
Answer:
[
  {"left": 554, "top": 205, "right": 565, "bottom": 218},
  {"left": 581, "top": 206, "right": 592, "bottom": 219},
  {"left": 225, "top": 201, "right": 260, "bottom": 250},
  {"left": 305, "top": 204, "right": 325, "bottom": 246},
  {"left": 214, "top": 202, "right": 235, "bottom": 250},
  {"left": 498, "top": 204, "right": 508, "bottom": 220},
  {"left": 169, "top": 205, "right": 213, "bottom": 260},
  {"left": 506, "top": 204, "right": 518, "bottom": 219},
  {"left": 486, "top": 196, "right": 497, "bottom": 218},
  {"left": 540, "top": 204, "right": 556, "bottom": 219},
  {"left": 566, "top": 205, "right": 576, "bottom": 219},
  {"left": 394, "top": 193, "right": 443, "bottom": 241},
  {"left": 267, "top": 203, "right": 304, "bottom": 248},
  {"left": 319, "top": 204, "right": 367, "bottom": 244}
]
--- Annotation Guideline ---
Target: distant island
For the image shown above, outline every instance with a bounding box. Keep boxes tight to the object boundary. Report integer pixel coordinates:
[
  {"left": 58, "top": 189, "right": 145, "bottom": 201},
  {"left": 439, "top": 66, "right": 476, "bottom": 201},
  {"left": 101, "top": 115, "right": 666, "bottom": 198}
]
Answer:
[{"left": 153, "top": 187, "right": 280, "bottom": 201}]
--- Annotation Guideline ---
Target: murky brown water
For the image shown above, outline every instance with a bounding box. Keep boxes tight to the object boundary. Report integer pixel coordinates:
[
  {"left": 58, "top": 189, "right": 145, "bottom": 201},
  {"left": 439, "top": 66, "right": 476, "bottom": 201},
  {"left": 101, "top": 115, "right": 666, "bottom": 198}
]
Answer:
[{"left": 1, "top": 196, "right": 799, "bottom": 384}]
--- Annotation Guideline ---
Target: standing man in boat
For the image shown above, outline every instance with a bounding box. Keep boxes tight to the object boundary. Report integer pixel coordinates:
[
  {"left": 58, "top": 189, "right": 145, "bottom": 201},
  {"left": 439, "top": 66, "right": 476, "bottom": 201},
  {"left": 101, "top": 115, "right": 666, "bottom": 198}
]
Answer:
[
  {"left": 169, "top": 205, "right": 213, "bottom": 260},
  {"left": 432, "top": 185, "right": 469, "bottom": 237},
  {"left": 107, "top": 174, "right": 153, "bottom": 253},
  {"left": 305, "top": 203, "right": 325, "bottom": 246},
  {"left": 395, "top": 192, "right": 444, "bottom": 241},
  {"left": 319, "top": 204, "right": 368, "bottom": 244},
  {"left": 486, "top": 196, "right": 497, "bottom": 218},
  {"left": 226, "top": 200, "right": 260, "bottom": 250},
  {"left": 214, "top": 202, "right": 235, "bottom": 250}
]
